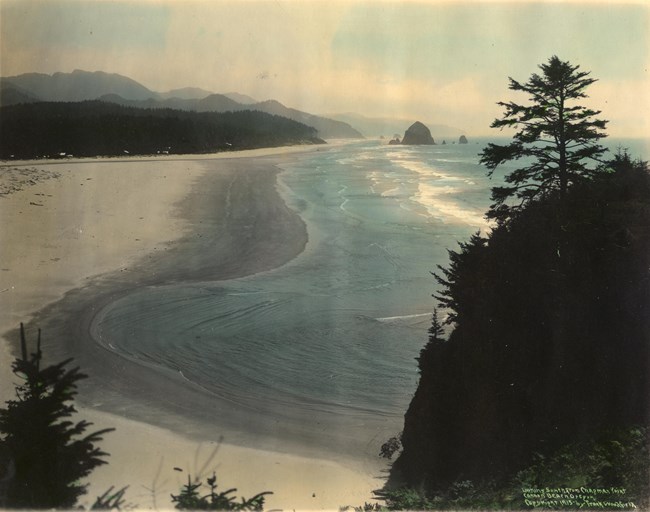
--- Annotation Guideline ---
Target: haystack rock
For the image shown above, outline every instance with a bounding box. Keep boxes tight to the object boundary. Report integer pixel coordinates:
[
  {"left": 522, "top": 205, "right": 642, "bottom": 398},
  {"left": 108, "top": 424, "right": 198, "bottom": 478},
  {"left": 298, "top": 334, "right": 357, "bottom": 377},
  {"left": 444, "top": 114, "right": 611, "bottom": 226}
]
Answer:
[
  {"left": 459, "top": 135, "right": 468, "bottom": 144},
  {"left": 401, "top": 121, "right": 435, "bottom": 145}
]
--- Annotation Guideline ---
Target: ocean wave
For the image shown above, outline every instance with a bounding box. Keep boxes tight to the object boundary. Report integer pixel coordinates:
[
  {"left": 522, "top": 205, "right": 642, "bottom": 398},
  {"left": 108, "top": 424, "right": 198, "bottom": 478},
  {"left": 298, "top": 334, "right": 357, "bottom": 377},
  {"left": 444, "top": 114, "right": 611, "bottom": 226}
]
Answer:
[
  {"left": 415, "top": 182, "right": 489, "bottom": 229},
  {"left": 375, "top": 312, "right": 432, "bottom": 322}
]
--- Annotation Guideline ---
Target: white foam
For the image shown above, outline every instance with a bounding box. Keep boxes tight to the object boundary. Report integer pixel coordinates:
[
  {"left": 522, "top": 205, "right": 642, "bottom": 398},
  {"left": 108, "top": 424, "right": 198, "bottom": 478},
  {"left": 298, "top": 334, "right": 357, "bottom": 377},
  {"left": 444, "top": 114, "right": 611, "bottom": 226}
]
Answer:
[
  {"left": 415, "top": 181, "right": 488, "bottom": 228},
  {"left": 389, "top": 155, "right": 489, "bottom": 229},
  {"left": 376, "top": 312, "right": 431, "bottom": 322},
  {"left": 381, "top": 187, "right": 401, "bottom": 197}
]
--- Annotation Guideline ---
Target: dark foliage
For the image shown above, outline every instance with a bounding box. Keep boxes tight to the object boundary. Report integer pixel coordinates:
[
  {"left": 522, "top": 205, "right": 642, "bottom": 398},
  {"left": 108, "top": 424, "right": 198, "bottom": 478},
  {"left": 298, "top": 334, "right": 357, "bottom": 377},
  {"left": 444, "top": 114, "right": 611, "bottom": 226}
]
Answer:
[
  {"left": 379, "top": 434, "right": 402, "bottom": 460},
  {"left": 380, "top": 426, "right": 648, "bottom": 510},
  {"left": 480, "top": 56, "right": 608, "bottom": 223},
  {"left": 388, "top": 152, "right": 650, "bottom": 503},
  {"left": 416, "top": 309, "right": 446, "bottom": 375},
  {"left": 171, "top": 472, "right": 271, "bottom": 510},
  {"left": 514, "top": 426, "right": 649, "bottom": 505},
  {"left": 0, "top": 324, "right": 114, "bottom": 508},
  {"left": 0, "top": 101, "right": 324, "bottom": 159},
  {"left": 91, "top": 485, "right": 129, "bottom": 510}
]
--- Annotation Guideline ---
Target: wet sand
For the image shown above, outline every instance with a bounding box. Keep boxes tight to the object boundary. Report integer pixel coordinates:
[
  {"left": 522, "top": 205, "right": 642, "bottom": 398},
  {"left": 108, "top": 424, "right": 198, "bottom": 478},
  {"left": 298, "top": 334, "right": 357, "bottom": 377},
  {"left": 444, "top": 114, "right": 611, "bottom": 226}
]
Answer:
[{"left": 0, "top": 147, "right": 387, "bottom": 510}]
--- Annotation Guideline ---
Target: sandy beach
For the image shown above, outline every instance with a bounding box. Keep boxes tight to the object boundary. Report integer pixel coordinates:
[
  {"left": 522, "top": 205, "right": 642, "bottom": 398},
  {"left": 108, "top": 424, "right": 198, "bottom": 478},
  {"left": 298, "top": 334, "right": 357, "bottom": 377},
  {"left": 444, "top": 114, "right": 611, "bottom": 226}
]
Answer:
[{"left": 0, "top": 146, "right": 387, "bottom": 510}]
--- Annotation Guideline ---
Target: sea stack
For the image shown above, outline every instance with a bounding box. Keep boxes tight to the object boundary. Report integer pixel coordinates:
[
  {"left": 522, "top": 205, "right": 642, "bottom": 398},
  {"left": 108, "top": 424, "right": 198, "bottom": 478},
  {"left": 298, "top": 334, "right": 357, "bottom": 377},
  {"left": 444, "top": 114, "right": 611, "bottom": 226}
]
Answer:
[
  {"left": 401, "top": 121, "right": 435, "bottom": 145},
  {"left": 459, "top": 135, "right": 468, "bottom": 144}
]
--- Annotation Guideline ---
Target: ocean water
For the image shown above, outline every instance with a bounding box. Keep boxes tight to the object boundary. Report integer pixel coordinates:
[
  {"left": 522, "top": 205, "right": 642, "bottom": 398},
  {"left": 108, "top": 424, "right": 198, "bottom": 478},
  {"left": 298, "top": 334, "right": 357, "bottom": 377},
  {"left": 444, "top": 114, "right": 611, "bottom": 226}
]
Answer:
[{"left": 91, "top": 137, "right": 649, "bottom": 439}]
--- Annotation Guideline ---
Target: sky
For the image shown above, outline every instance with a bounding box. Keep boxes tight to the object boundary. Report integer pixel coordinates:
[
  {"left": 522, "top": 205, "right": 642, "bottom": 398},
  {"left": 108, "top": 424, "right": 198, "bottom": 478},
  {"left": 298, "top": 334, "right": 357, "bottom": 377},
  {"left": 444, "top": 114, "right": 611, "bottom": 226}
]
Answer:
[{"left": 1, "top": 0, "right": 648, "bottom": 136}]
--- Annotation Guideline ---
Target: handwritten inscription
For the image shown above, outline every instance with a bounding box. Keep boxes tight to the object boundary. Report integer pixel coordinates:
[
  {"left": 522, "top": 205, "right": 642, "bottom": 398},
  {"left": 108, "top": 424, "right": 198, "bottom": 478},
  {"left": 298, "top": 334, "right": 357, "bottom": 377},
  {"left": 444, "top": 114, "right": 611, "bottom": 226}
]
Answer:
[{"left": 522, "top": 487, "right": 637, "bottom": 509}]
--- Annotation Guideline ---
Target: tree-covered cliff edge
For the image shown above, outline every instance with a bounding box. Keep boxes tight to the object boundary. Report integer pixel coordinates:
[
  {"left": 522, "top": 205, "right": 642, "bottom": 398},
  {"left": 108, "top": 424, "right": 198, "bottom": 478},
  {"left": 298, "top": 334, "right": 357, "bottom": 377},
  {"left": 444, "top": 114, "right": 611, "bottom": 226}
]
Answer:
[
  {"left": 384, "top": 57, "right": 650, "bottom": 510},
  {"left": 388, "top": 152, "right": 649, "bottom": 505}
]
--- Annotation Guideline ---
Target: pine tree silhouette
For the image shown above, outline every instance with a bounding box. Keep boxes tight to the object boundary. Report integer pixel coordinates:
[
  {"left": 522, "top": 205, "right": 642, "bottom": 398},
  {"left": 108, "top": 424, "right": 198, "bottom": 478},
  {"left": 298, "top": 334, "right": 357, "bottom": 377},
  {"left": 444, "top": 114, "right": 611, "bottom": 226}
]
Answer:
[
  {"left": 0, "top": 324, "right": 114, "bottom": 508},
  {"left": 480, "top": 56, "right": 608, "bottom": 223}
]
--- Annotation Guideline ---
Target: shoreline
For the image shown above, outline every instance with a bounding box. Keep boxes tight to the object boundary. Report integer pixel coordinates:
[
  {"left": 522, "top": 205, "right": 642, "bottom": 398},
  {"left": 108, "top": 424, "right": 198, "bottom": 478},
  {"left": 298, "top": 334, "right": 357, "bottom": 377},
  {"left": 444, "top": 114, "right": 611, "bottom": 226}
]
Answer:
[
  {"left": 0, "top": 142, "right": 338, "bottom": 168},
  {"left": 1, "top": 144, "right": 388, "bottom": 509}
]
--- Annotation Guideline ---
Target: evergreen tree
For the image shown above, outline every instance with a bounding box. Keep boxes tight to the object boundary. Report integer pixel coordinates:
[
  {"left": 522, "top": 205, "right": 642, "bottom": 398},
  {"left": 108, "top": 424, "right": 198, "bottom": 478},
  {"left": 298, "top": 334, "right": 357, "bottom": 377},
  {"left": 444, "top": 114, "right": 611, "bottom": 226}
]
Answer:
[
  {"left": 388, "top": 152, "right": 650, "bottom": 500},
  {"left": 428, "top": 308, "right": 445, "bottom": 343},
  {"left": 171, "top": 472, "right": 271, "bottom": 510},
  {"left": 416, "top": 308, "right": 447, "bottom": 375},
  {"left": 433, "top": 233, "right": 488, "bottom": 325},
  {"left": 0, "top": 324, "right": 114, "bottom": 508},
  {"left": 480, "top": 56, "right": 608, "bottom": 222}
]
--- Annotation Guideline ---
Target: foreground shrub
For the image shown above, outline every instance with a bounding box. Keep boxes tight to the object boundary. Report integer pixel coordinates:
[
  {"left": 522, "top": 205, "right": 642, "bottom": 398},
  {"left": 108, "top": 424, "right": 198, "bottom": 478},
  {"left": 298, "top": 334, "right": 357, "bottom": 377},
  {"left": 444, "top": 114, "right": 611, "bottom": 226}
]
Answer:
[
  {"left": 171, "top": 471, "right": 272, "bottom": 510},
  {"left": 0, "top": 324, "right": 114, "bottom": 508}
]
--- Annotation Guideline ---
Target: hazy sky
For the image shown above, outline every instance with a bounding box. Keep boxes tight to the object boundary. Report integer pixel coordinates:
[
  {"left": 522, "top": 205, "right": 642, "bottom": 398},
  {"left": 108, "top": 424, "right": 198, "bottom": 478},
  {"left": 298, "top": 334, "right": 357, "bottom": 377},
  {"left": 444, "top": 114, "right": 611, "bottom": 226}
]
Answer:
[{"left": 1, "top": 0, "right": 648, "bottom": 136}]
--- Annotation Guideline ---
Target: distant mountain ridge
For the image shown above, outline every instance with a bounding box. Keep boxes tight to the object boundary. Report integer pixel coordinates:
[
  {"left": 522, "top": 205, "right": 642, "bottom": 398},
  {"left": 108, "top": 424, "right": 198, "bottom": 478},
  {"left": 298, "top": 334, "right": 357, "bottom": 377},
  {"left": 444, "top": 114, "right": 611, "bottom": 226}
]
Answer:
[
  {"left": 158, "top": 86, "right": 216, "bottom": 100},
  {"left": 98, "top": 93, "right": 243, "bottom": 113},
  {"left": 329, "top": 112, "right": 465, "bottom": 140},
  {"left": 0, "top": 81, "right": 40, "bottom": 106},
  {"left": 0, "top": 70, "right": 362, "bottom": 139},
  {"left": 223, "top": 92, "right": 257, "bottom": 105},
  {"left": 96, "top": 94, "right": 361, "bottom": 139},
  {"left": 2, "top": 70, "right": 155, "bottom": 102},
  {"left": 250, "top": 100, "right": 362, "bottom": 139}
]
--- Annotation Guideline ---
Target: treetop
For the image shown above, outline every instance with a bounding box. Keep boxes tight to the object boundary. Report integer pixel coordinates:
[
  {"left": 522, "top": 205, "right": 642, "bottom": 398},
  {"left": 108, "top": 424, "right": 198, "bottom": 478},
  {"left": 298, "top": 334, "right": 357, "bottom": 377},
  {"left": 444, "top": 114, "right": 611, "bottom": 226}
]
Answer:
[{"left": 480, "top": 55, "right": 608, "bottom": 222}]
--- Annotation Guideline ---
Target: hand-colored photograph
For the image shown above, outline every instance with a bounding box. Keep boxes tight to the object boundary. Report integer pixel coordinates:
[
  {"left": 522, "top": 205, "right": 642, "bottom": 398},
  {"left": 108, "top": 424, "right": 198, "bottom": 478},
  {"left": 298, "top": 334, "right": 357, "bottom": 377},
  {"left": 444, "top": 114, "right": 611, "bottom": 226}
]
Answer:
[{"left": 0, "top": 1, "right": 648, "bottom": 510}]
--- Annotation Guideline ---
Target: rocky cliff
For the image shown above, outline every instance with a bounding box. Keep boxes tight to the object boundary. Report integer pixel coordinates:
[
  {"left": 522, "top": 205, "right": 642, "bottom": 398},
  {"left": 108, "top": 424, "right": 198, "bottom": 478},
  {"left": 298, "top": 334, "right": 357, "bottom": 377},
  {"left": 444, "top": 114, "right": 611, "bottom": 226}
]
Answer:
[{"left": 401, "top": 121, "right": 435, "bottom": 145}]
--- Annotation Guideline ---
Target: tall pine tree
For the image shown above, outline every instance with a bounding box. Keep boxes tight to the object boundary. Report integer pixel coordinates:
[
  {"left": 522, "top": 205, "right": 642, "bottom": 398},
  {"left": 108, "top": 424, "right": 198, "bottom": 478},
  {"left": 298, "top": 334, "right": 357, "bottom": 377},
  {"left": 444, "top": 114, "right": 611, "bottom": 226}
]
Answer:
[{"left": 480, "top": 56, "right": 608, "bottom": 223}]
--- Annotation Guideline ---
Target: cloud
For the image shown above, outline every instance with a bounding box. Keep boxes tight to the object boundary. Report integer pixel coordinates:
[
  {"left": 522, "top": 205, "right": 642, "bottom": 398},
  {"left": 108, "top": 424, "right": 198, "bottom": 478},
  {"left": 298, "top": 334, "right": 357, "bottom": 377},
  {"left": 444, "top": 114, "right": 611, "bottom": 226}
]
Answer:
[
  {"left": 586, "top": 78, "right": 650, "bottom": 138},
  {"left": 1, "top": 0, "right": 647, "bottom": 137},
  {"left": 1, "top": 1, "right": 170, "bottom": 51}
]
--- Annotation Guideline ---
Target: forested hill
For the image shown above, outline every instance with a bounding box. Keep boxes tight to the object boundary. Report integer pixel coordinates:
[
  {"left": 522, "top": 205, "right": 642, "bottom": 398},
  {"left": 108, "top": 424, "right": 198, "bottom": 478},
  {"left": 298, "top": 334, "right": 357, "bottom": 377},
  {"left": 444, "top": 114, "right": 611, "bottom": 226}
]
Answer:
[
  {"left": 386, "top": 152, "right": 650, "bottom": 507},
  {"left": 96, "top": 95, "right": 364, "bottom": 139},
  {"left": 0, "top": 101, "right": 325, "bottom": 159},
  {"left": 1, "top": 70, "right": 364, "bottom": 139}
]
